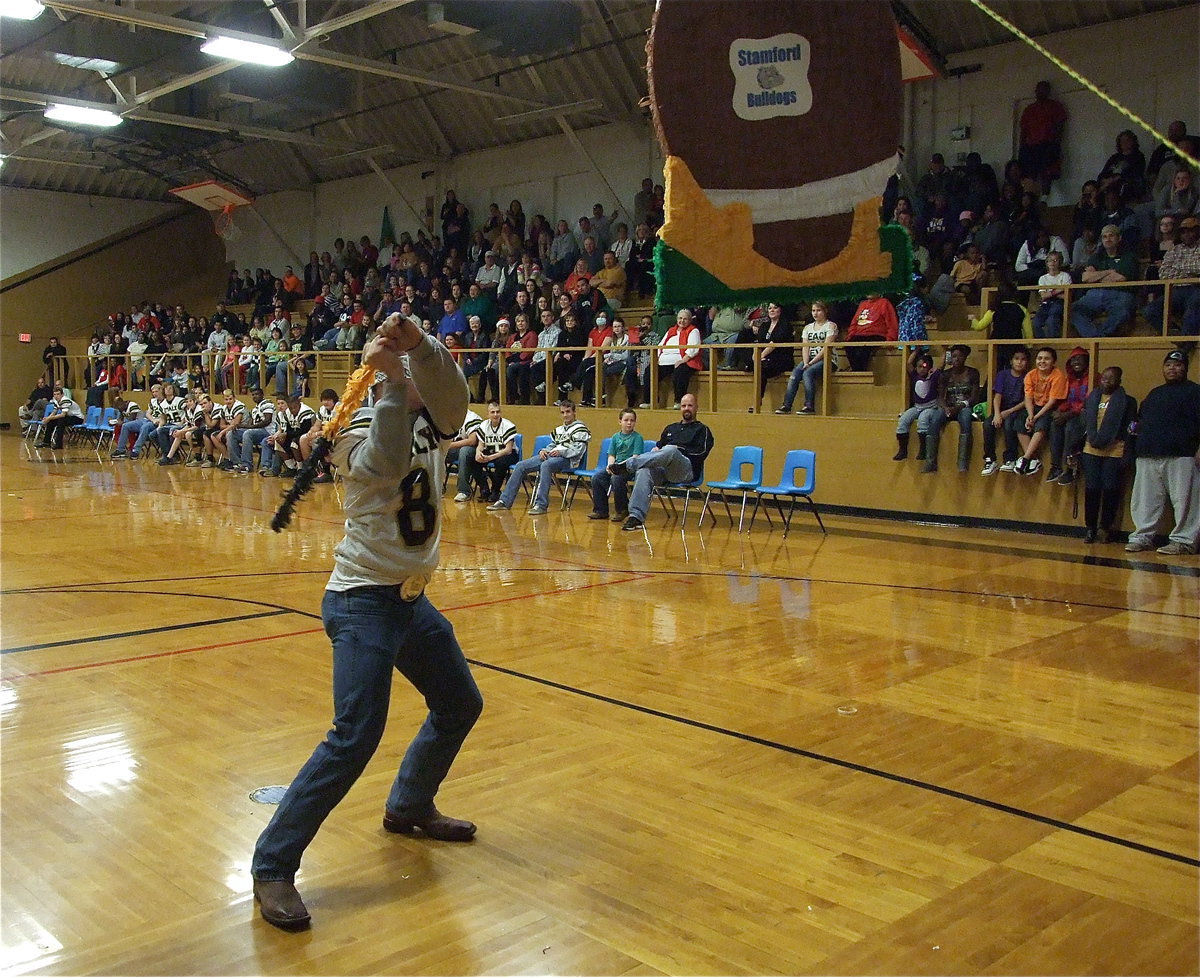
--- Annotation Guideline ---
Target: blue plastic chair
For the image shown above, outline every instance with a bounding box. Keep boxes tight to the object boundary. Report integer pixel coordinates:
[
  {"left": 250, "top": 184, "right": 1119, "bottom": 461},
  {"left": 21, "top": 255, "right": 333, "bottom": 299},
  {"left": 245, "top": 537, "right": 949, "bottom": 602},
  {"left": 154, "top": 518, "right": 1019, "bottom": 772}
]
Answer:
[
  {"left": 652, "top": 448, "right": 704, "bottom": 521},
  {"left": 95, "top": 407, "right": 120, "bottom": 456},
  {"left": 699, "top": 445, "right": 764, "bottom": 531},
  {"left": 750, "top": 449, "right": 825, "bottom": 536},
  {"left": 25, "top": 402, "right": 55, "bottom": 443},
  {"left": 76, "top": 405, "right": 104, "bottom": 447},
  {"left": 560, "top": 437, "right": 607, "bottom": 509}
]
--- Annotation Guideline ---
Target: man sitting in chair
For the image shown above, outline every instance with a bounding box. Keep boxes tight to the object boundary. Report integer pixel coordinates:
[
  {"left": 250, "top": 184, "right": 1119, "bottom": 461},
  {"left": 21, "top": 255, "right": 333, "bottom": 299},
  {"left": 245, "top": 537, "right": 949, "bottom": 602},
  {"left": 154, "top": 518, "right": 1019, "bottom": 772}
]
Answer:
[
  {"left": 608, "top": 393, "right": 714, "bottom": 532},
  {"left": 488, "top": 400, "right": 590, "bottom": 516}
]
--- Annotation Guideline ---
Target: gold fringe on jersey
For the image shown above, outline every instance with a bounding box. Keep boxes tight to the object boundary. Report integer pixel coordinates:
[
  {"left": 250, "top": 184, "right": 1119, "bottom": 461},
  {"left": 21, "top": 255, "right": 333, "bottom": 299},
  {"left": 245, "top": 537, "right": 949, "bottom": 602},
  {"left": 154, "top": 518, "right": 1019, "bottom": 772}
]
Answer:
[{"left": 270, "top": 364, "right": 377, "bottom": 532}]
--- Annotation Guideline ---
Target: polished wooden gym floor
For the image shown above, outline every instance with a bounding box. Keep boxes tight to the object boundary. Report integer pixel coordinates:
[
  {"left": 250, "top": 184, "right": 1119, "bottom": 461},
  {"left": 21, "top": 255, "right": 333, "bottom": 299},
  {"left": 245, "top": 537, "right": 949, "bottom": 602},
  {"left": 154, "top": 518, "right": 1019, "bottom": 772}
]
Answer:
[{"left": 2, "top": 434, "right": 1197, "bottom": 976}]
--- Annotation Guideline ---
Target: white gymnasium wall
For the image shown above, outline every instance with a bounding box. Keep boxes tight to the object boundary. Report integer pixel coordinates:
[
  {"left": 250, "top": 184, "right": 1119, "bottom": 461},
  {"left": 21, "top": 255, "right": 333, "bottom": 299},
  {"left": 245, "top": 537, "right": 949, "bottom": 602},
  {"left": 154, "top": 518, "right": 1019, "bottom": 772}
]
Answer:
[
  {"left": 904, "top": 6, "right": 1199, "bottom": 208},
  {"left": 228, "top": 119, "right": 664, "bottom": 274},
  {"left": 0, "top": 186, "right": 177, "bottom": 279}
]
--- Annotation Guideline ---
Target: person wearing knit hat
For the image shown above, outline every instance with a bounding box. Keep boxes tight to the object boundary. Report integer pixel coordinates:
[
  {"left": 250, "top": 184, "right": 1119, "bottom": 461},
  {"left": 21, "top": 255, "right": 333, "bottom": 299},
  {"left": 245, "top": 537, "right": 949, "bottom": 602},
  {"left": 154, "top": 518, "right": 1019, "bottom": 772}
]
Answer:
[
  {"left": 1047, "top": 346, "right": 1091, "bottom": 484},
  {"left": 1124, "top": 349, "right": 1200, "bottom": 555}
]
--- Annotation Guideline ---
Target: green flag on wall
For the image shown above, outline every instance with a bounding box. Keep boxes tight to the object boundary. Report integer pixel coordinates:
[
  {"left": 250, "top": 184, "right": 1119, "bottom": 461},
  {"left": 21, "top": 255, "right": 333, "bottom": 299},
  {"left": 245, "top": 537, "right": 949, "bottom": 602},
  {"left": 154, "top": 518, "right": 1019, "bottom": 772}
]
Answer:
[{"left": 380, "top": 205, "right": 396, "bottom": 248}]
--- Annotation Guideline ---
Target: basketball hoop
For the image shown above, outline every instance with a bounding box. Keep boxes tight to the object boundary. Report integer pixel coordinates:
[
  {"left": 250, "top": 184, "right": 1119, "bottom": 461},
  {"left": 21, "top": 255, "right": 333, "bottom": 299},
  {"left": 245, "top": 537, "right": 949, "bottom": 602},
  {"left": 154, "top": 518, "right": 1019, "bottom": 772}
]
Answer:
[
  {"left": 213, "top": 204, "right": 243, "bottom": 241},
  {"left": 168, "top": 180, "right": 254, "bottom": 241}
]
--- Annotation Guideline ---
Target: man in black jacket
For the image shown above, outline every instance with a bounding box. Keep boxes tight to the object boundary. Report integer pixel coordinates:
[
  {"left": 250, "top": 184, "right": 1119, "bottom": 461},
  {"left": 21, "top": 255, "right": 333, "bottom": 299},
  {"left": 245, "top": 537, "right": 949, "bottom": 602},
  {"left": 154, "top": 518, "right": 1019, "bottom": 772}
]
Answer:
[
  {"left": 610, "top": 393, "right": 714, "bottom": 532},
  {"left": 1125, "top": 350, "right": 1200, "bottom": 555}
]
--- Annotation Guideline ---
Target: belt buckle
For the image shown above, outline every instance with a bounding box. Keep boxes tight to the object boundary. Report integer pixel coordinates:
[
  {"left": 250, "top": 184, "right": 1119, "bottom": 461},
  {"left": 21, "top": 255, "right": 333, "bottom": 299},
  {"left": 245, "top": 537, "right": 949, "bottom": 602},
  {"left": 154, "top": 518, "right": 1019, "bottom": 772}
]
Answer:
[{"left": 398, "top": 574, "right": 429, "bottom": 602}]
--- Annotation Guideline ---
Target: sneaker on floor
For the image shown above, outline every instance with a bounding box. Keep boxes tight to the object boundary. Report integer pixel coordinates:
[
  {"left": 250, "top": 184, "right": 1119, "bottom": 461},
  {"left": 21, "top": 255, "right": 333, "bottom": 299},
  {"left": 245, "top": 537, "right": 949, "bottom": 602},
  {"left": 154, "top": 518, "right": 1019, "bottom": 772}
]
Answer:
[
  {"left": 998, "top": 460, "right": 1017, "bottom": 473},
  {"left": 535, "top": 382, "right": 546, "bottom": 394},
  {"left": 1057, "top": 469, "right": 1075, "bottom": 486},
  {"left": 1025, "top": 459, "right": 1042, "bottom": 476},
  {"left": 773, "top": 407, "right": 791, "bottom": 415},
  {"left": 1045, "top": 466, "right": 1062, "bottom": 482},
  {"left": 638, "top": 403, "right": 650, "bottom": 409},
  {"left": 486, "top": 501, "right": 509, "bottom": 511},
  {"left": 980, "top": 459, "right": 999, "bottom": 476},
  {"left": 200, "top": 459, "right": 214, "bottom": 469},
  {"left": 453, "top": 492, "right": 471, "bottom": 502},
  {"left": 581, "top": 401, "right": 595, "bottom": 408},
  {"left": 797, "top": 405, "right": 815, "bottom": 414},
  {"left": 260, "top": 469, "right": 278, "bottom": 477},
  {"left": 1124, "top": 539, "right": 1154, "bottom": 552},
  {"left": 587, "top": 510, "right": 607, "bottom": 520},
  {"left": 1156, "top": 542, "right": 1195, "bottom": 556},
  {"left": 527, "top": 505, "right": 548, "bottom": 516},
  {"left": 621, "top": 516, "right": 645, "bottom": 532},
  {"left": 186, "top": 458, "right": 202, "bottom": 467},
  {"left": 313, "top": 473, "right": 334, "bottom": 484},
  {"left": 611, "top": 511, "right": 628, "bottom": 522}
]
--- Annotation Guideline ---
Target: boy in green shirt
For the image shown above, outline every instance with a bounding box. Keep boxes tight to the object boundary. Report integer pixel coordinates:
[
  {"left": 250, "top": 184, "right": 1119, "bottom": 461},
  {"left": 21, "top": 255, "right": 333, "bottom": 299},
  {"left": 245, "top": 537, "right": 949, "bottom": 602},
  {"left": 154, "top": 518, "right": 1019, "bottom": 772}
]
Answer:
[{"left": 588, "top": 408, "right": 646, "bottom": 521}]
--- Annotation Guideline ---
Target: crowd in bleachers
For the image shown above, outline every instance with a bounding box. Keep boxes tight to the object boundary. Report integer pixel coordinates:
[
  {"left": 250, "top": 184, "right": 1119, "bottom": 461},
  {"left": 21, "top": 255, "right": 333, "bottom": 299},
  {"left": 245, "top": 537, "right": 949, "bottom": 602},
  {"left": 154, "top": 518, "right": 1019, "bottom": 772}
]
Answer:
[{"left": 889, "top": 103, "right": 1198, "bottom": 339}]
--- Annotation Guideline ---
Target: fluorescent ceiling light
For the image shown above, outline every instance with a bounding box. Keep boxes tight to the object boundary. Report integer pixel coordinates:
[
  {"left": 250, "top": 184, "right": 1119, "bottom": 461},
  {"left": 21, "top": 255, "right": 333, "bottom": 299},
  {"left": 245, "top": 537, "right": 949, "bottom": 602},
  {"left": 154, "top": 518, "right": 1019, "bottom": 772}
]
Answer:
[
  {"left": 44, "top": 103, "right": 123, "bottom": 127},
  {"left": 201, "top": 35, "right": 294, "bottom": 67},
  {"left": 0, "top": 0, "right": 45, "bottom": 20}
]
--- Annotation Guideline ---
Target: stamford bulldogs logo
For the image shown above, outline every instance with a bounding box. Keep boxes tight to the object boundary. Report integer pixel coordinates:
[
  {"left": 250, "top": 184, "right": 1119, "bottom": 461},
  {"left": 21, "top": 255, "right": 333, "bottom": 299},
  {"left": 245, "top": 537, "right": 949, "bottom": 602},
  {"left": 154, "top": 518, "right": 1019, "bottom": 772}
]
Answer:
[{"left": 729, "top": 33, "right": 812, "bottom": 121}]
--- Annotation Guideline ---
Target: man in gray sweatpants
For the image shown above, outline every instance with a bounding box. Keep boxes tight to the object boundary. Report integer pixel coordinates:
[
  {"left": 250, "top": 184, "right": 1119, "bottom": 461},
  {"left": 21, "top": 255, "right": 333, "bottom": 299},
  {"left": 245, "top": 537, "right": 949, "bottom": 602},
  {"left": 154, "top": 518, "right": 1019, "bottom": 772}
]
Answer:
[{"left": 1125, "top": 349, "right": 1200, "bottom": 556}]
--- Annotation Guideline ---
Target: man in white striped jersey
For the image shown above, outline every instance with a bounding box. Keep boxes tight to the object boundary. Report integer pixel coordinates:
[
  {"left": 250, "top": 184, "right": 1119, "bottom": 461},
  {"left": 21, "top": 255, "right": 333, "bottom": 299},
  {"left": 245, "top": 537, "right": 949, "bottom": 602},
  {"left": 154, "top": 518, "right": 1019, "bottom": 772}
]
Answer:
[
  {"left": 34, "top": 388, "right": 84, "bottom": 449},
  {"left": 465, "top": 401, "right": 518, "bottom": 502},
  {"left": 214, "top": 389, "right": 247, "bottom": 470},
  {"left": 488, "top": 400, "right": 589, "bottom": 515},
  {"left": 228, "top": 388, "right": 274, "bottom": 474}
]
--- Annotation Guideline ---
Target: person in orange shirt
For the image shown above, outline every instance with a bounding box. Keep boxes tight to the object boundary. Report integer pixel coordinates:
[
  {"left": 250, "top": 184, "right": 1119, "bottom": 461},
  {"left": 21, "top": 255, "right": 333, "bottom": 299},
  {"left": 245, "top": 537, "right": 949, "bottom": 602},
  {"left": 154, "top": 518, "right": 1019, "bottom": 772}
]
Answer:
[
  {"left": 281, "top": 266, "right": 304, "bottom": 296},
  {"left": 1014, "top": 346, "right": 1068, "bottom": 476}
]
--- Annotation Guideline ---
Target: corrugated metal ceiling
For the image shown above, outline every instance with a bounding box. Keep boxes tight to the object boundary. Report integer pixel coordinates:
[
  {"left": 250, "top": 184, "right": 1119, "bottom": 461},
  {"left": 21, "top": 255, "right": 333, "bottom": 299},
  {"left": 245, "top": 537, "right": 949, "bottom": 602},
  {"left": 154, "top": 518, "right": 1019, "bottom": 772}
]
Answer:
[{"left": 0, "top": 0, "right": 1191, "bottom": 203}]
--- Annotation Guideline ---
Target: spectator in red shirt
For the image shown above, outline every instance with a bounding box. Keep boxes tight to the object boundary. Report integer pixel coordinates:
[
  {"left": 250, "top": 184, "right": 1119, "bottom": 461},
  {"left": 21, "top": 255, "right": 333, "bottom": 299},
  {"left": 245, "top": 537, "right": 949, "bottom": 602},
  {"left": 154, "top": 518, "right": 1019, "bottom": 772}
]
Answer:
[
  {"left": 845, "top": 295, "right": 898, "bottom": 371},
  {"left": 1019, "top": 81, "right": 1067, "bottom": 193}
]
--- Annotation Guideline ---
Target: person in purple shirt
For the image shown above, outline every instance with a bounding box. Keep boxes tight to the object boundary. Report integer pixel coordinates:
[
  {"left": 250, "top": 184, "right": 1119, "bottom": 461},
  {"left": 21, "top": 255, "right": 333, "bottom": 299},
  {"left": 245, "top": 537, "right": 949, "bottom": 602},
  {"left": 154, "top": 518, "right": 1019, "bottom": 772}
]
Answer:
[
  {"left": 437, "top": 297, "right": 467, "bottom": 343},
  {"left": 981, "top": 345, "right": 1030, "bottom": 475}
]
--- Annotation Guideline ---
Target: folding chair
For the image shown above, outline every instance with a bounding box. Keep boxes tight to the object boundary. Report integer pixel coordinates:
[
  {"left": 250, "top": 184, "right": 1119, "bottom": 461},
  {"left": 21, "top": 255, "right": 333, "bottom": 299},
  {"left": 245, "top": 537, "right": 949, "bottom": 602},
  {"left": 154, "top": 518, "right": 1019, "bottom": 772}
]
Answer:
[
  {"left": 699, "top": 445, "right": 764, "bottom": 531},
  {"left": 75, "top": 406, "right": 104, "bottom": 448},
  {"left": 559, "top": 437, "right": 606, "bottom": 509},
  {"left": 94, "top": 408, "right": 120, "bottom": 457},
  {"left": 519, "top": 435, "right": 552, "bottom": 501},
  {"left": 750, "top": 449, "right": 826, "bottom": 536},
  {"left": 25, "top": 403, "right": 55, "bottom": 443},
  {"left": 653, "top": 464, "right": 704, "bottom": 522}
]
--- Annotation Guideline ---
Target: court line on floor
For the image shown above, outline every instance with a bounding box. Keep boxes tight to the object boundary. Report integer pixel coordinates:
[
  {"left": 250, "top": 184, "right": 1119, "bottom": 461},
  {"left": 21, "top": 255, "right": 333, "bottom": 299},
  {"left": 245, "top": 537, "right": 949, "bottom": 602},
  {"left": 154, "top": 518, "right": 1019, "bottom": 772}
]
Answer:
[
  {"left": 0, "top": 609, "right": 290, "bottom": 654},
  {"left": 3, "top": 565, "right": 1193, "bottom": 622},
  {"left": 1, "top": 575, "right": 649, "bottom": 675},
  {"left": 472, "top": 658, "right": 1200, "bottom": 869},
  {"left": 755, "top": 518, "right": 1200, "bottom": 577}
]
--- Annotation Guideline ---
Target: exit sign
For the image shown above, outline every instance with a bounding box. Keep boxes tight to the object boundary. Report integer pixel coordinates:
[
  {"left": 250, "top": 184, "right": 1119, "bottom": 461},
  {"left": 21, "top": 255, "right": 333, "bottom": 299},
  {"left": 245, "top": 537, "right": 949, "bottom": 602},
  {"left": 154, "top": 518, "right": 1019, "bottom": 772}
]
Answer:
[{"left": 18, "top": 334, "right": 31, "bottom": 343}]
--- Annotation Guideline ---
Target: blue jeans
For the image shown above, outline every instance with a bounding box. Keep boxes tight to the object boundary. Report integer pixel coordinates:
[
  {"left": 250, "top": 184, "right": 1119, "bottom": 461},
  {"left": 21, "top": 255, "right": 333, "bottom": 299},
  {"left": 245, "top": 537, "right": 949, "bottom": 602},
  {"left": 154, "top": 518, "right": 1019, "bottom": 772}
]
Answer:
[
  {"left": 252, "top": 587, "right": 482, "bottom": 882},
  {"left": 1032, "top": 298, "right": 1064, "bottom": 338},
  {"left": 237, "top": 427, "right": 270, "bottom": 468},
  {"left": 499, "top": 455, "right": 569, "bottom": 509},
  {"left": 1144, "top": 286, "right": 1200, "bottom": 336},
  {"left": 590, "top": 469, "right": 630, "bottom": 515},
  {"left": 625, "top": 445, "right": 694, "bottom": 520},
  {"left": 450, "top": 444, "right": 474, "bottom": 494},
  {"left": 781, "top": 361, "right": 825, "bottom": 411},
  {"left": 118, "top": 418, "right": 151, "bottom": 453},
  {"left": 155, "top": 424, "right": 182, "bottom": 454},
  {"left": 1070, "top": 289, "right": 1136, "bottom": 337},
  {"left": 896, "top": 404, "right": 937, "bottom": 435}
]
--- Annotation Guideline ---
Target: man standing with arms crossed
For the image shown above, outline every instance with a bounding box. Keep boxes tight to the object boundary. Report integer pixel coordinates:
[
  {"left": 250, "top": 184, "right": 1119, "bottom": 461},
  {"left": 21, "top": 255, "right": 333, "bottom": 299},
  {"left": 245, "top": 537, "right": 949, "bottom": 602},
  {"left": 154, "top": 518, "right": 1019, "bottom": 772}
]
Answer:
[{"left": 251, "top": 314, "right": 479, "bottom": 931}]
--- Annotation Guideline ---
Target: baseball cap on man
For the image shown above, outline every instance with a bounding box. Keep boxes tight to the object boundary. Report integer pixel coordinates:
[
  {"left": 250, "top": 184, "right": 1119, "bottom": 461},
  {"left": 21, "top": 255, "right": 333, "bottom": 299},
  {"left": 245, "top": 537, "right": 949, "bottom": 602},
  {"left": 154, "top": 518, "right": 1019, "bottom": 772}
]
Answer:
[{"left": 1164, "top": 349, "right": 1188, "bottom": 364}]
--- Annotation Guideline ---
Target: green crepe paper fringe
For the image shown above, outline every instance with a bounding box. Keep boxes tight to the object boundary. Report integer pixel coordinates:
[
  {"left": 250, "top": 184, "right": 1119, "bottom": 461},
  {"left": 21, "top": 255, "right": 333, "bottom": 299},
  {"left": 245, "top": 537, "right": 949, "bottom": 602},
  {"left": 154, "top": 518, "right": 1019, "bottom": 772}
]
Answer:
[{"left": 652, "top": 223, "right": 914, "bottom": 310}]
